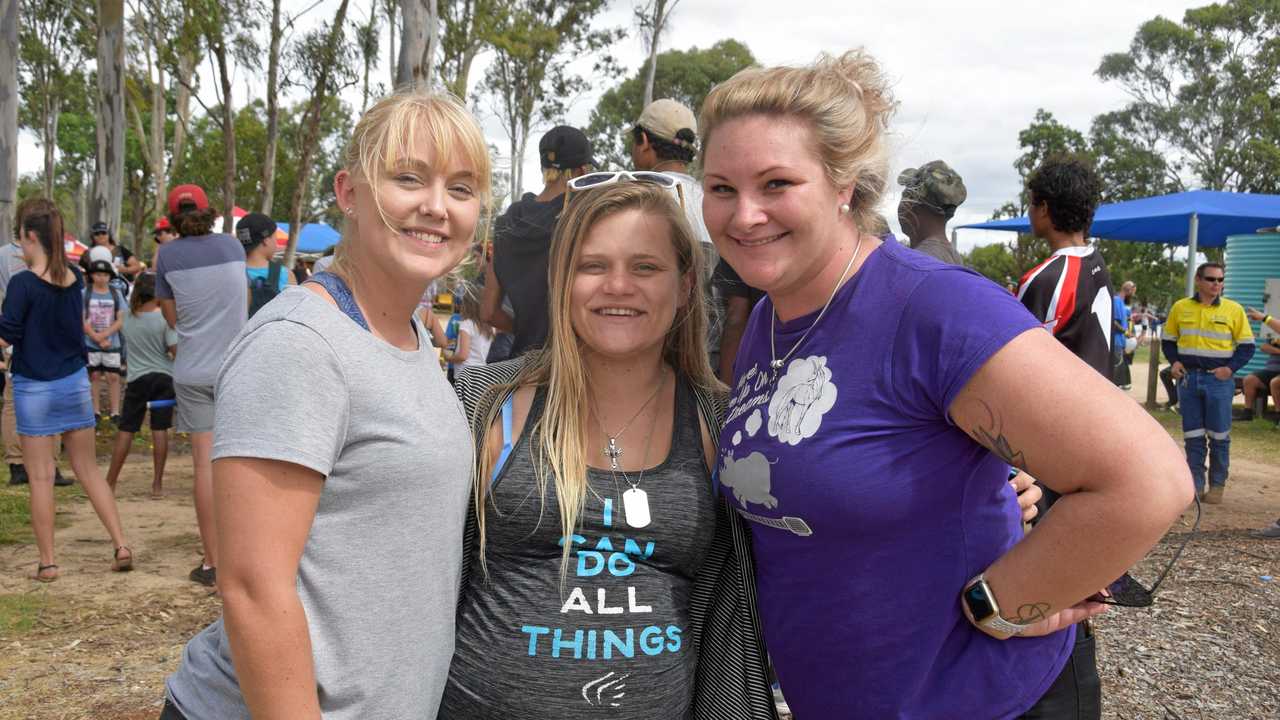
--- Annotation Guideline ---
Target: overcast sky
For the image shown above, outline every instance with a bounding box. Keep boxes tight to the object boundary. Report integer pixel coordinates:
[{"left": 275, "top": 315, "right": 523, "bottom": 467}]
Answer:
[{"left": 17, "top": 0, "right": 1202, "bottom": 250}]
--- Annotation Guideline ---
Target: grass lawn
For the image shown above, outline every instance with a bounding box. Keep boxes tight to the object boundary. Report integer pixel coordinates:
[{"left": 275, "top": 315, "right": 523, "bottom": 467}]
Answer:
[
  {"left": 0, "top": 591, "right": 49, "bottom": 635},
  {"left": 1148, "top": 408, "right": 1280, "bottom": 467}
]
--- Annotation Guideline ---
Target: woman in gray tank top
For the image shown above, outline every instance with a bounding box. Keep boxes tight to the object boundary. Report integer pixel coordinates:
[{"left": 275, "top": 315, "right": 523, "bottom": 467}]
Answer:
[
  {"left": 160, "top": 92, "right": 492, "bottom": 720},
  {"left": 447, "top": 181, "right": 779, "bottom": 719}
]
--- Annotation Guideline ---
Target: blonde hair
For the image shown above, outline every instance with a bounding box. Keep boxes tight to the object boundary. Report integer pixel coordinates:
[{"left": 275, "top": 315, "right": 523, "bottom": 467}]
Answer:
[
  {"left": 474, "top": 183, "right": 722, "bottom": 580},
  {"left": 699, "top": 49, "right": 896, "bottom": 234},
  {"left": 330, "top": 91, "right": 493, "bottom": 279}
]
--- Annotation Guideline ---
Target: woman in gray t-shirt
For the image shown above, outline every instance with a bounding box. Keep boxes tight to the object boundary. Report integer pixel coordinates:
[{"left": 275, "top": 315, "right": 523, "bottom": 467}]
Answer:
[{"left": 161, "top": 91, "right": 492, "bottom": 720}]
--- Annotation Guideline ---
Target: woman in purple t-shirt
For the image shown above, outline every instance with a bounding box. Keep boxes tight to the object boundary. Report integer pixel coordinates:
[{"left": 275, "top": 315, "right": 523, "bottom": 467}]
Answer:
[{"left": 697, "top": 51, "right": 1193, "bottom": 719}]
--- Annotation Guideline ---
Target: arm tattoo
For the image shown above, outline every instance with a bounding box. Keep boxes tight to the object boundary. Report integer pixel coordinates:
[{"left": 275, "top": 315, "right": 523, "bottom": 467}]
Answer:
[
  {"left": 1011, "top": 602, "right": 1051, "bottom": 624},
  {"left": 967, "top": 400, "right": 1028, "bottom": 471}
]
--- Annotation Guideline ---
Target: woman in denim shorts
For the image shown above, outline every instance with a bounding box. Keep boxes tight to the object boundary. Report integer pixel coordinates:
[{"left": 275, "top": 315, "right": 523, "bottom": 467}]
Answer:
[{"left": 0, "top": 199, "right": 133, "bottom": 582}]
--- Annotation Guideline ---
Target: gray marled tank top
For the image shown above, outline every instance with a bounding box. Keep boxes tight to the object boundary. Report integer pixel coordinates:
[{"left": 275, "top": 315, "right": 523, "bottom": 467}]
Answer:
[{"left": 442, "top": 376, "right": 717, "bottom": 719}]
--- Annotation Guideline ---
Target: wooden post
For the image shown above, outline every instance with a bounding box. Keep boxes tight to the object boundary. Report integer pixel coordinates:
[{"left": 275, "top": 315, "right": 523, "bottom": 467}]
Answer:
[{"left": 1145, "top": 325, "right": 1161, "bottom": 408}]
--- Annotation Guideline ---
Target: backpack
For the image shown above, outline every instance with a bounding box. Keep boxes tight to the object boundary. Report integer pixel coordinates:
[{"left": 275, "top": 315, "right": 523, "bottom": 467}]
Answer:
[{"left": 248, "top": 261, "right": 283, "bottom": 318}]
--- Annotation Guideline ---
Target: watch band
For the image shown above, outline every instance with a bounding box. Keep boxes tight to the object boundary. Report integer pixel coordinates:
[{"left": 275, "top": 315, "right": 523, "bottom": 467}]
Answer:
[
  {"left": 964, "top": 574, "right": 1035, "bottom": 636},
  {"left": 983, "top": 612, "right": 1032, "bottom": 636}
]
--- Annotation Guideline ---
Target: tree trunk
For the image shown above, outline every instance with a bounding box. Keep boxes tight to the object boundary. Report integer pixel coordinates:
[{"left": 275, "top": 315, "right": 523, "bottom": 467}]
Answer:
[
  {"left": 0, "top": 0, "right": 17, "bottom": 241},
  {"left": 509, "top": 128, "right": 521, "bottom": 200},
  {"left": 284, "top": 0, "right": 351, "bottom": 269},
  {"left": 92, "top": 0, "right": 127, "bottom": 235},
  {"left": 261, "top": 0, "right": 282, "bottom": 215},
  {"left": 150, "top": 75, "right": 165, "bottom": 221},
  {"left": 423, "top": 0, "right": 438, "bottom": 86},
  {"left": 397, "top": 0, "right": 425, "bottom": 89},
  {"left": 387, "top": 0, "right": 397, "bottom": 86},
  {"left": 361, "top": 3, "right": 372, "bottom": 114},
  {"left": 212, "top": 37, "right": 236, "bottom": 233},
  {"left": 78, "top": 174, "right": 88, "bottom": 234},
  {"left": 641, "top": 0, "right": 668, "bottom": 107},
  {"left": 129, "top": 164, "right": 148, "bottom": 254},
  {"left": 147, "top": 31, "right": 167, "bottom": 223},
  {"left": 171, "top": 48, "right": 197, "bottom": 177},
  {"left": 42, "top": 95, "right": 58, "bottom": 200}
]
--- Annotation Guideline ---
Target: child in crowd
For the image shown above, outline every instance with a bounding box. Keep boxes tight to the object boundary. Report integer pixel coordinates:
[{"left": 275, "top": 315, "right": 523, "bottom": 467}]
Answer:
[
  {"left": 429, "top": 302, "right": 463, "bottom": 383},
  {"left": 83, "top": 259, "right": 127, "bottom": 424},
  {"left": 105, "top": 273, "right": 177, "bottom": 499},
  {"left": 444, "top": 290, "right": 493, "bottom": 374}
]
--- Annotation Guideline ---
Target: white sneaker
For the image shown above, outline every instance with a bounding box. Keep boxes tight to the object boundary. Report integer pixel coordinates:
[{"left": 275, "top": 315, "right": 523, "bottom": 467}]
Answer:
[{"left": 1258, "top": 521, "right": 1280, "bottom": 539}]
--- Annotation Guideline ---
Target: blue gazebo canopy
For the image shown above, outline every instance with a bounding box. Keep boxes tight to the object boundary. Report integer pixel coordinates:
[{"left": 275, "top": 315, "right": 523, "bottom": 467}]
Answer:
[
  {"left": 275, "top": 222, "right": 341, "bottom": 254},
  {"left": 960, "top": 190, "right": 1280, "bottom": 248}
]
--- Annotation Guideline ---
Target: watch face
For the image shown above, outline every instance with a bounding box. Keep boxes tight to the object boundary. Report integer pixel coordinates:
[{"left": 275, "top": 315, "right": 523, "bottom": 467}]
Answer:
[{"left": 964, "top": 581, "right": 997, "bottom": 622}]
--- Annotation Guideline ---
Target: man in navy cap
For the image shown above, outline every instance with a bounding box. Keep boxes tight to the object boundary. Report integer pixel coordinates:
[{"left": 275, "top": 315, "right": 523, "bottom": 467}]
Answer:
[{"left": 481, "top": 126, "right": 595, "bottom": 360}]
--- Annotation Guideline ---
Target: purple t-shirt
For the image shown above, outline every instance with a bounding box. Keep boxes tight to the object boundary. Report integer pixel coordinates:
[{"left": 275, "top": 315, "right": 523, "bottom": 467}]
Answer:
[{"left": 716, "top": 237, "right": 1074, "bottom": 719}]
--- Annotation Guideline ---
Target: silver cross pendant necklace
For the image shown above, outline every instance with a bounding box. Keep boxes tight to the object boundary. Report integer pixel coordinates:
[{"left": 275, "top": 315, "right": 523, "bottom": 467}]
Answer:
[
  {"left": 590, "top": 370, "right": 667, "bottom": 529},
  {"left": 590, "top": 369, "right": 666, "bottom": 471}
]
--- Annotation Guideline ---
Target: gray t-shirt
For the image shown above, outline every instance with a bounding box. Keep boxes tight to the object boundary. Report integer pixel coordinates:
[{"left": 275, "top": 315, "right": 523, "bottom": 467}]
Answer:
[
  {"left": 165, "top": 287, "right": 474, "bottom": 720},
  {"left": 0, "top": 242, "right": 27, "bottom": 303},
  {"left": 443, "top": 378, "right": 716, "bottom": 719},
  {"left": 154, "top": 233, "right": 247, "bottom": 386},
  {"left": 910, "top": 236, "right": 965, "bottom": 266},
  {"left": 120, "top": 310, "right": 177, "bottom": 382}
]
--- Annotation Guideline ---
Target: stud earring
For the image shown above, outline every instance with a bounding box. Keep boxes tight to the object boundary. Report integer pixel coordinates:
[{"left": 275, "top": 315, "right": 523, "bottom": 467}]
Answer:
[{"left": 839, "top": 203, "right": 851, "bottom": 214}]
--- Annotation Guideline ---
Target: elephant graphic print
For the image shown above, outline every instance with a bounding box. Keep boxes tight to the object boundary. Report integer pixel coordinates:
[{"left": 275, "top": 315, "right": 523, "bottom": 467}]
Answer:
[{"left": 718, "top": 355, "right": 836, "bottom": 537}]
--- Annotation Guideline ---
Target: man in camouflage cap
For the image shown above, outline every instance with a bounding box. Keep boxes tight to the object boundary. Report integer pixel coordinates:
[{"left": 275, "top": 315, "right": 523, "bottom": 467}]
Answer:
[{"left": 897, "top": 160, "right": 967, "bottom": 265}]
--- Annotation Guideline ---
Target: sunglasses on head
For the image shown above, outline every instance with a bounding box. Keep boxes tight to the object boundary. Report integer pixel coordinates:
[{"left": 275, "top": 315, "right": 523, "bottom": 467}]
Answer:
[
  {"left": 565, "top": 171, "right": 685, "bottom": 210},
  {"left": 1090, "top": 496, "right": 1200, "bottom": 608}
]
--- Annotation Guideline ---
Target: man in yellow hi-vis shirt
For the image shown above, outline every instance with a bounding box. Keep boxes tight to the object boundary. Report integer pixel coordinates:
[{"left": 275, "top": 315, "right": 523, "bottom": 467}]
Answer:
[{"left": 1161, "top": 262, "right": 1255, "bottom": 504}]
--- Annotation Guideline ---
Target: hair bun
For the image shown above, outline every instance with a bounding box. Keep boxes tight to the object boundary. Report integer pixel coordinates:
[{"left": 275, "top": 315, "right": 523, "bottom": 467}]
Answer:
[{"left": 822, "top": 50, "right": 895, "bottom": 128}]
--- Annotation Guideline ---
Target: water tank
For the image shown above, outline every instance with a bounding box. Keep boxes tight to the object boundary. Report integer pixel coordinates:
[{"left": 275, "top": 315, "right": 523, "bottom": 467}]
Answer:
[{"left": 1223, "top": 232, "right": 1280, "bottom": 376}]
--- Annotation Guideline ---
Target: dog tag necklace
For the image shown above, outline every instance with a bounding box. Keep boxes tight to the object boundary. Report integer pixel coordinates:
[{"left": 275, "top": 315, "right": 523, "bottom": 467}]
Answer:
[
  {"left": 619, "top": 389, "right": 662, "bottom": 529},
  {"left": 769, "top": 231, "right": 866, "bottom": 383},
  {"left": 591, "top": 371, "right": 666, "bottom": 528}
]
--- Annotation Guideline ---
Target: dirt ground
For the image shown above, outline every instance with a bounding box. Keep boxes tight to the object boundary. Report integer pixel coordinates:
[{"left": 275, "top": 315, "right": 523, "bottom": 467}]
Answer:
[
  {"left": 0, "top": 414, "right": 1276, "bottom": 719},
  {"left": 0, "top": 446, "right": 219, "bottom": 720}
]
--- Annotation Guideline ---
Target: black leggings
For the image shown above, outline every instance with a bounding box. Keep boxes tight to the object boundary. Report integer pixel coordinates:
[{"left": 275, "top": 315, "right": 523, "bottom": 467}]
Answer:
[{"left": 1018, "top": 624, "right": 1102, "bottom": 720}]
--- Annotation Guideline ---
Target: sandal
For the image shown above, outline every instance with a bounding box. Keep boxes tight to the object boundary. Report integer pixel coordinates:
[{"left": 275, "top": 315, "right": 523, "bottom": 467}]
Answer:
[
  {"left": 30, "top": 563, "right": 59, "bottom": 583},
  {"left": 112, "top": 546, "right": 134, "bottom": 572}
]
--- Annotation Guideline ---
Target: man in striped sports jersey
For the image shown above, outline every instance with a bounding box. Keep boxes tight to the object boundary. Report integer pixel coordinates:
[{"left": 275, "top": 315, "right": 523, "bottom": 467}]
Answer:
[
  {"left": 1018, "top": 157, "right": 1114, "bottom": 379},
  {"left": 1015, "top": 157, "right": 1110, "bottom": 711}
]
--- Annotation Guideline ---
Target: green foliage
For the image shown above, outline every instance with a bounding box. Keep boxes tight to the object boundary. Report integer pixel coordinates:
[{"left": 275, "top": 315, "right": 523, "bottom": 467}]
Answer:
[
  {"left": 964, "top": 243, "right": 1019, "bottom": 287},
  {"left": 16, "top": 0, "right": 94, "bottom": 132},
  {"left": 586, "top": 39, "right": 757, "bottom": 169},
  {"left": 1097, "top": 240, "right": 1186, "bottom": 310},
  {"left": 478, "top": 0, "right": 622, "bottom": 194},
  {"left": 439, "top": 0, "right": 501, "bottom": 98},
  {"left": 1096, "top": 0, "right": 1280, "bottom": 192},
  {"left": 982, "top": 105, "right": 1193, "bottom": 308},
  {"left": 174, "top": 97, "right": 353, "bottom": 225}
]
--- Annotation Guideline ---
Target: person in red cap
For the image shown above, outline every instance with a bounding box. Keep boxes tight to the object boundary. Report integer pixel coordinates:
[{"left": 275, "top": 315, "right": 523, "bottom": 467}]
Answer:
[
  {"left": 154, "top": 182, "right": 248, "bottom": 587},
  {"left": 154, "top": 216, "right": 177, "bottom": 246}
]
